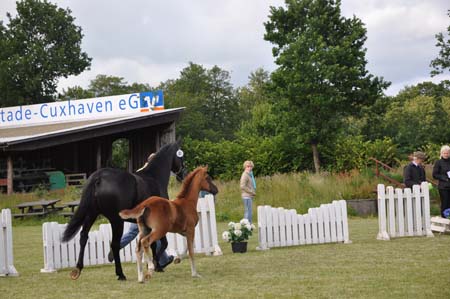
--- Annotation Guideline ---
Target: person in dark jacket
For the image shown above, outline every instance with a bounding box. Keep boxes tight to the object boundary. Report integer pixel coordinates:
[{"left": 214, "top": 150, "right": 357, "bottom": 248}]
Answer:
[
  {"left": 432, "top": 145, "right": 450, "bottom": 217},
  {"left": 403, "top": 151, "right": 427, "bottom": 188}
]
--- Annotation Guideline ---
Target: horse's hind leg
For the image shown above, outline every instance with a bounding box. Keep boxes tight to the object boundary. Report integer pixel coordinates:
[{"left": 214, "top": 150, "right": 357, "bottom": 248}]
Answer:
[
  {"left": 136, "top": 236, "right": 145, "bottom": 283},
  {"left": 146, "top": 242, "right": 159, "bottom": 280},
  {"left": 71, "top": 213, "right": 97, "bottom": 280},
  {"left": 110, "top": 218, "right": 126, "bottom": 280},
  {"left": 140, "top": 230, "right": 166, "bottom": 277}
]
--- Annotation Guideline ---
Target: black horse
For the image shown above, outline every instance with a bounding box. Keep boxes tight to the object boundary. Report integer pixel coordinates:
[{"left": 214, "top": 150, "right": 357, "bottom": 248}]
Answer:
[{"left": 62, "top": 140, "right": 186, "bottom": 280}]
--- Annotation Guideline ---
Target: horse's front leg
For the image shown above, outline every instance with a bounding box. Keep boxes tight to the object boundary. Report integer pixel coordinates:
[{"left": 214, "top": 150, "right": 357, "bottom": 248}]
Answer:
[
  {"left": 110, "top": 218, "right": 126, "bottom": 280},
  {"left": 186, "top": 229, "right": 200, "bottom": 278},
  {"left": 71, "top": 214, "right": 97, "bottom": 280}
]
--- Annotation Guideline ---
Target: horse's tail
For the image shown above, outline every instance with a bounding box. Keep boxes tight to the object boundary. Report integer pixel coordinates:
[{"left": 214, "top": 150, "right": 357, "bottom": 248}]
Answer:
[
  {"left": 62, "top": 177, "right": 97, "bottom": 242},
  {"left": 119, "top": 200, "right": 148, "bottom": 220}
]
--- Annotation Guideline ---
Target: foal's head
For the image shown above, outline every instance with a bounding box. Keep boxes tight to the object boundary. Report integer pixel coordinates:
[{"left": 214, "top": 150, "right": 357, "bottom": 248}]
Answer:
[
  {"left": 177, "top": 166, "right": 218, "bottom": 199},
  {"left": 198, "top": 166, "right": 218, "bottom": 195}
]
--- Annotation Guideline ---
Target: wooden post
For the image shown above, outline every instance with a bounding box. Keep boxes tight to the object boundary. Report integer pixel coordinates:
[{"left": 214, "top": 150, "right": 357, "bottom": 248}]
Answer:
[
  {"left": 159, "top": 122, "right": 176, "bottom": 147},
  {"left": 73, "top": 143, "right": 79, "bottom": 172},
  {"left": 128, "top": 138, "right": 133, "bottom": 173},
  {"left": 7, "top": 155, "right": 13, "bottom": 195},
  {"left": 96, "top": 143, "right": 101, "bottom": 170}
]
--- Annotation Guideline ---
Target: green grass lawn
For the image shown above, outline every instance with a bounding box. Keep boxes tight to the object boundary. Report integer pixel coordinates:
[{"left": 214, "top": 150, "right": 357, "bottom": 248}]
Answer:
[{"left": 1, "top": 219, "right": 450, "bottom": 298}]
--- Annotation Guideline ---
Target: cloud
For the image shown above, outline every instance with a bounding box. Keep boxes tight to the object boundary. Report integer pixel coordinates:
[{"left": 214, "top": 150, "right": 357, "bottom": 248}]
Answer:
[
  {"left": 1, "top": 0, "right": 449, "bottom": 97},
  {"left": 57, "top": 57, "right": 184, "bottom": 92}
]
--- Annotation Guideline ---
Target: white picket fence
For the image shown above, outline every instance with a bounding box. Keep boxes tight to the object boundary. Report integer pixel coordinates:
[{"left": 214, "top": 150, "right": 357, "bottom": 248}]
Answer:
[
  {"left": 0, "top": 209, "right": 18, "bottom": 276},
  {"left": 257, "top": 200, "right": 351, "bottom": 250},
  {"left": 377, "top": 182, "right": 433, "bottom": 240},
  {"left": 41, "top": 195, "right": 222, "bottom": 273},
  {"left": 430, "top": 216, "right": 450, "bottom": 233}
]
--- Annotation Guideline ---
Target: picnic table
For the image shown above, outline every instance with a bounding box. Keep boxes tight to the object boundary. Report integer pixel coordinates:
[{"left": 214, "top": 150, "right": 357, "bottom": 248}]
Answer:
[
  {"left": 14, "top": 199, "right": 61, "bottom": 218},
  {"left": 59, "top": 200, "right": 80, "bottom": 218}
]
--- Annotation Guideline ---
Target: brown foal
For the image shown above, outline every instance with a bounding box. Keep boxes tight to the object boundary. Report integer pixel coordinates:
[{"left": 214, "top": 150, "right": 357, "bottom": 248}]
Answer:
[{"left": 119, "top": 166, "right": 218, "bottom": 282}]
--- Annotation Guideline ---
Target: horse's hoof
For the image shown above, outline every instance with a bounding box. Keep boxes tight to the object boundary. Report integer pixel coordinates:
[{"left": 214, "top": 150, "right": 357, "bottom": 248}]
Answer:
[
  {"left": 192, "top": 273, "right": 202, "bottom": 278},
  {"left": 70, "top": 269, "right": 81, "bottom": 280},
  {"left": 145, "top": 273, "right": 152, "bottom": 280},
  {"left": 174, "top": 257, "right": 181, "bottom": 264},
  {"left": 117, "top": 275, "right": 127, "bottom": 281}
]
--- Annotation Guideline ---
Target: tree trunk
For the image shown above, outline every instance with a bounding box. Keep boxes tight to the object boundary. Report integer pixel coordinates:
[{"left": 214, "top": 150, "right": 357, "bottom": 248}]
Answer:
[{"left": 311, "top": 143, "right": 320, "bottom": 173}]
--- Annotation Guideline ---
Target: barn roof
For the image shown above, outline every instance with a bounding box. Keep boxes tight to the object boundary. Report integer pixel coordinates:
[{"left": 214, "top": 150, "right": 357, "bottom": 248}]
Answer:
[{"left": 0, "top": 107, "right": 184, "bottom": 151}]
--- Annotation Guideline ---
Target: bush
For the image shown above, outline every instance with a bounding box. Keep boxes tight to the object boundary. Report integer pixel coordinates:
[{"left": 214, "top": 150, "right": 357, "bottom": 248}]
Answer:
[
  {"left": 419, "top": 143, "right": 445, "bottom": 164},
  {"left": 334, "top": 135, "right": 399, "bottom": 172}
]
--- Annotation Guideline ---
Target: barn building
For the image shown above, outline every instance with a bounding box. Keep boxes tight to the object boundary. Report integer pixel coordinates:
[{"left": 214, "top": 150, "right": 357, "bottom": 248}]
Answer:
[{"left": 0, "top": 91, "right": 183, "bottom": 194}]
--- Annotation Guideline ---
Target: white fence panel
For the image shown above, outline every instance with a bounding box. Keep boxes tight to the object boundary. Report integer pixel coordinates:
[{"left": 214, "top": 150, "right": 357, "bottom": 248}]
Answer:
[
  {"left": 257, "top": 200, "right": 351, "bottom": 250},
  {"left": 41, "top": 195, "right": 221, "bottom": 273},
  {"left": 377, "top": 182, "right": 433, "bottom": 240},
  {"left": 0, "top": 209, "right": 18, "bottom": 276}
]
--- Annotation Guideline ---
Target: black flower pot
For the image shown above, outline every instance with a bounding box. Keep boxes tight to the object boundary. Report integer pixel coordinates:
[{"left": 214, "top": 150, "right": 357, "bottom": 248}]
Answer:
[{"left": 231, "top": 242, "right": 247, "bottom": 253}]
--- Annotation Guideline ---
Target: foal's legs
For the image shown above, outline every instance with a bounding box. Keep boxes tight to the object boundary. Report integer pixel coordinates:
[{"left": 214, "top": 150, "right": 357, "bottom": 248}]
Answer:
[
  {"left": 140, "top": 230, "right": 167, "bottom": 279},
  {"left": 186, "top": 229, "right": 200, "bottom": 278},
  {"left": 70, "top": 213, "right": 97, "bottom": 280},
  {"left": 136, "top": 235, "right": 145, "bottom": 283}
]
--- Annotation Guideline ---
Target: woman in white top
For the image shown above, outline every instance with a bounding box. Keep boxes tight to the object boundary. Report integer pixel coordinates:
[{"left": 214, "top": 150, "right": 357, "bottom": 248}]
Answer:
[{"left": 240, "top": 160, "right": 256, "bottom": 223}]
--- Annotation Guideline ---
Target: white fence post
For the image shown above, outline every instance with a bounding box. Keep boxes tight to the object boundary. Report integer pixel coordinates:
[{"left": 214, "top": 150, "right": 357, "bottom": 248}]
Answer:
[
  {"left": 0, "top": 209, "right": 18, "bottom": 277},
  {"left": 377, "top": 184, "right": 390, "bottom": 240},
  {"left": 41, "top": 195, "right": 221, "bottom": 272},
  {"left": 257, "top": 206, "right": 268, "bottom": 250},
  {"left": 257, "top": 200, "right": 350, "bottom": 250},
  {"left": 377, "top": 182, "right": 433, "bottom": 240}
]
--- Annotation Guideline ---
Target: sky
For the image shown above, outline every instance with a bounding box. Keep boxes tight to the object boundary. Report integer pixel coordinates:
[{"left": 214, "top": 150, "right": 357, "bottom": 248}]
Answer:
[{"left": 0, "top": 0, "right": 449, "bottom": 96}]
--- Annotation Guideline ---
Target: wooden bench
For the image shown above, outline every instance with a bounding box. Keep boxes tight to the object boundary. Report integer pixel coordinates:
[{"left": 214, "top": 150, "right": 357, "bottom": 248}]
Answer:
[
  {"left": 14, "top": 199, "right": 61, "bottom": 219},
  {"left": 13, "top": 211, "right": 49, "bottom": 218},
  {"left": 431, "top": 216, "right": 450, "bottom": 234},
  {"left": 58, "top": 200, "right": 80, "bottom": 218}
]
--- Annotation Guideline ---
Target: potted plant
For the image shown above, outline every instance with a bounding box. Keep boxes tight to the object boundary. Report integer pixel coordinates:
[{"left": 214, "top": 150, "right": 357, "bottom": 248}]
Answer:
[{"left": 222, "top": 219, "right": 255, "bottom": 253}]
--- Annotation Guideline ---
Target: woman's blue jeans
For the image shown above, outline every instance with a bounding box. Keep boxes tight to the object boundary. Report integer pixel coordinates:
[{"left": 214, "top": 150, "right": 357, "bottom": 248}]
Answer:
[
  {"left": 242, "top": 197, "right": 253, "bottom": 223},
  {"left": 120, "top": 223, "right": 171, "bottom": 265}
]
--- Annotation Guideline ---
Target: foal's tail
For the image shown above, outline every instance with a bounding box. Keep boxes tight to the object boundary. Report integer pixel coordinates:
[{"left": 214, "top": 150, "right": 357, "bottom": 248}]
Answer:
[
  {"left": 62, "top": 177, "right": 97, "bottom": 242},
  {"left": 119, "top": 200, "right": 148, "bottom": 220}
]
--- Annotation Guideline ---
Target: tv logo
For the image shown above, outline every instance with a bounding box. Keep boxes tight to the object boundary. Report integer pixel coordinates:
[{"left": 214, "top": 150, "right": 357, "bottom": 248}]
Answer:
[{"left": 139, "top": 90, "right": 164, "bottom": 112}]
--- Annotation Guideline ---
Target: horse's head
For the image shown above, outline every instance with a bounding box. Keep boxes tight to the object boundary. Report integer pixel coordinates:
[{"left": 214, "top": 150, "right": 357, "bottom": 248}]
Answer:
[
  {"left": 198, "top": 166, "right": 219, "bottom": 195},
  {"left": 170, "top": 138, "right": 187, "bottom": 182},
  {"left": 137, "top": 140, "right": 186, "bottom": 182}
]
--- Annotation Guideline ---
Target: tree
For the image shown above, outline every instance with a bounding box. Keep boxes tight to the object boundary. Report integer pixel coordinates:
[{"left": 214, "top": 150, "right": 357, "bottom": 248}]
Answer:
[
  {"left": 0, "top": 0, "right": 91, "bottom": 107},
  {"left": 238, "top": 68, "right": 271, "bottom": 115},
  {"left": 162, "top": 62, "right": 240, "bottom": 141},
  {"left": 264, "top": 0, "right": 389, "bottom": 172},
  {"left": 60, "top": 74, "right": 152, "bottom": 100},
  {"left": 203, "top": 66, "right": 240, "bottom": 140},
  {"left": 430, "top": 10, "right": 450, "bottom": 76},
  {"left": 380, "top": 81, "right": 450, "bottom": 153}
]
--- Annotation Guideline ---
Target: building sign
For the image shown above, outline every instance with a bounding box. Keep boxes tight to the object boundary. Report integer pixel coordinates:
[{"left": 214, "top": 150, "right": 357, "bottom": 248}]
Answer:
[{"left": 0, "top": 90, "right": 164, "bottom": 128}]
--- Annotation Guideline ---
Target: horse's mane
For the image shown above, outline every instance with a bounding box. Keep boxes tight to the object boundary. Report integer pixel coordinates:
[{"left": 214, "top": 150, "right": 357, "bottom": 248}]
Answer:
[
  {"left": 176, "top": 166, "right": 205, "bottom": 200},
  {"left": 136, "top": 143, "right": 173, "bottom": 173}
]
